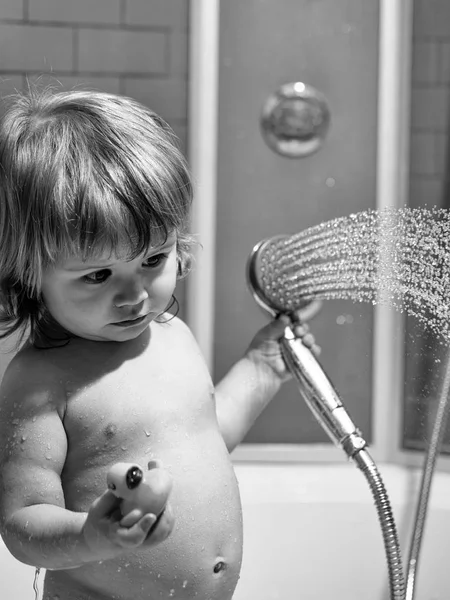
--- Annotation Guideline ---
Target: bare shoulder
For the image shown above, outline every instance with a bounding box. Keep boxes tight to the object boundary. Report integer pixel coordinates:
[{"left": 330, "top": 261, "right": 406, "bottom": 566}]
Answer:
[
  {"left": 1, "top": 344, "right": 67, "bottom": 410},
  {"left": 157, "top": 315, "right": 200, "bottom": 345},
  {"left": 0, "top": 345, "right": 68, "bottom": 439},
  {"left": 154, "top": 316, "right": 210, "bottom": 374}
]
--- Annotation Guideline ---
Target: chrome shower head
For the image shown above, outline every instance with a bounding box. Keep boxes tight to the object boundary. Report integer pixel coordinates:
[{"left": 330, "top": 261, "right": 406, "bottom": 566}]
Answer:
[
  {"left": 247, "top": 235, "right": 321, "bottom": 320},
  {"left": 246, "top": 234, "right": 367, "bottom": 458}
]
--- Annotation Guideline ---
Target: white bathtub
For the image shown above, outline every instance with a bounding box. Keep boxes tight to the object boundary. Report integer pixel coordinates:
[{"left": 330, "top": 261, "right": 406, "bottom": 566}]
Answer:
[
  {"left": 2, "top": 462, "right": 450, "bottom": 600},
  {"left": 234, "top": 462, "right": 450, "bottom": 600}
]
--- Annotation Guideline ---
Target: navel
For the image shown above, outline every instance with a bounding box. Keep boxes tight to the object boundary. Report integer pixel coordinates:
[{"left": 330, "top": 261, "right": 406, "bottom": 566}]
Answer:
[{"left": 213, "top": 559, "right": 226, "bottom": 574}]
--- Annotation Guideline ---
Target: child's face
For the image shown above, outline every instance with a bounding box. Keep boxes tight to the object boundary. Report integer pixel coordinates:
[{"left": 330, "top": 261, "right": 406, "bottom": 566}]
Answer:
[{"left": 41, "top": 234, "right": 178, "bottom": 342}]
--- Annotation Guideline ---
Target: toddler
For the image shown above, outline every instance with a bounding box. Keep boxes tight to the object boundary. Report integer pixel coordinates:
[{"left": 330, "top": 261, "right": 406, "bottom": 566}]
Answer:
[{"left": 0, "top": 89, "right": 317, "bottom": 600}]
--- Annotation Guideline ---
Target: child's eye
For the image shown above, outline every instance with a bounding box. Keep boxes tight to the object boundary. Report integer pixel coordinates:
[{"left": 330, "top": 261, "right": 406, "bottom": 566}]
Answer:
[
  {"left": 82, "top": 269, "right": 111, "bottom": 284},
  {"left": 143, "top": 253, "right": 168, "bottom": 268}
]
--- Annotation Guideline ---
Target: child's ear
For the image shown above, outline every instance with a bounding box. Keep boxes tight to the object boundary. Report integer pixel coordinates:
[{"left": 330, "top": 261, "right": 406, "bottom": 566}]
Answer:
[{"left": 176, "top": 253, "right": 183, "bottom": 277}]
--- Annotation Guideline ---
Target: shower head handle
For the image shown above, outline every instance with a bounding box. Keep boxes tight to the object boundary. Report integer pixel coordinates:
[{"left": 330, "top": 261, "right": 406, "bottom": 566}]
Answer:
[{"left": 281, "top": 327, "right": 367, "bottom": 455}]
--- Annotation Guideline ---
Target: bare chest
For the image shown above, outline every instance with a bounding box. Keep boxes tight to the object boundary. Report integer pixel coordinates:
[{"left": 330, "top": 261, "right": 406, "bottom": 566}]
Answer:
[{"left": 58, "top": 325, "right": 217, "bottom": 502}]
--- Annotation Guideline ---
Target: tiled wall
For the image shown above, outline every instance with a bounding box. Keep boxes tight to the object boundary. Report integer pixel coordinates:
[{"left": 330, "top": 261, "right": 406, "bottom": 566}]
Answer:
[
  {"left": 0, "top": 0, "right": 189, "bottom": 154},
  {"left": 410, "top": 0, "right": 450, "bottom": 208}
]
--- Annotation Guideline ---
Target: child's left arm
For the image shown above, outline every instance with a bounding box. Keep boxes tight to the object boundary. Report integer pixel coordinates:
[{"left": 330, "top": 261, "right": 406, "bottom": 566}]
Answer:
[{"left": 214, "top": 314, "right": 320, "bottom": 452}]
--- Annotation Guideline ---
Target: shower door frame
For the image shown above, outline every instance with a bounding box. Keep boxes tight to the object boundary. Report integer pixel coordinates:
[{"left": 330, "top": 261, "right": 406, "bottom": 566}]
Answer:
[{"left": 187, "top": 0, "right": 449, "bottom": 469}]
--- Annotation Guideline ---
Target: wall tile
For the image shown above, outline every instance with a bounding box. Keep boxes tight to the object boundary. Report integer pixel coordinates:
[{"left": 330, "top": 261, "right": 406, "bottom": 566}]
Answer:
[
  {"left": 434, "top": 133, "right": 449, "bottom": 175},
  {"left": 414, "top": 0, "right": 450, "bottom": 37},
  {"left": 412, "top": 41, "right": 438, "bottom": 85},
  {"left": 439, "top": 42, "right": 450, "bottom": 85},
  {"left": 411, "top": 88, "right": 449, "bottom": 130},
  {"left": 409, "top": 176, "right": 444, "bottom": 209},
  {"left": 0, "top": 0, "right": 24, "bottom": 20},
  {"left": 410, "top": 132, "right": 437, "bottom": 175},
  {"left": 0, "top": 25, "right": 73, "bottom": 71},
  {"left": 123, "top": 77, "right": 187, "bottom": 120},
  {"left": 125, "top": 0, "right": 188, "bottom": 30},
  {"left": 169, "top": 31, "right": 188, "bottom": 75},
  {"left": 29, "top": 0, "right": 121, "bottom": 24},
  {"left": 78, "top": 29, "right": 167, "bottom": 74}
]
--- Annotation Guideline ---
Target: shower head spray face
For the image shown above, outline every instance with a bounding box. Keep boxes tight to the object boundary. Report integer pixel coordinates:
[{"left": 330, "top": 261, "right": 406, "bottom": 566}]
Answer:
[
  {"left": 246, "top": 235, "right": 319, "bottom": 319},
  {"left": 246, "top": 233, "right": 367, "bottom": 458}
]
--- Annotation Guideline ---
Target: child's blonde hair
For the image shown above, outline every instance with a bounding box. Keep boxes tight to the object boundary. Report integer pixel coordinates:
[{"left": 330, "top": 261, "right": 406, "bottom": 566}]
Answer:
[{"left": 0, "top": 87, "right": 194, "bottom": 344}]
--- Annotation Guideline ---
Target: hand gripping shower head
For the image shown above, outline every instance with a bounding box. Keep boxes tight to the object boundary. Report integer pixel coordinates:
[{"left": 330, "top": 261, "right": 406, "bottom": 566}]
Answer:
[{"left": 247, "top": 235, "right": 368, "bottom": 459}]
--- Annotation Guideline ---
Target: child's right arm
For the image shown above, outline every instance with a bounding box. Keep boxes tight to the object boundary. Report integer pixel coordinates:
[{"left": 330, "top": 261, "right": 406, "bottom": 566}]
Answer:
[{"left": 0, "top": 357, "right": 172, "bottom": 570}]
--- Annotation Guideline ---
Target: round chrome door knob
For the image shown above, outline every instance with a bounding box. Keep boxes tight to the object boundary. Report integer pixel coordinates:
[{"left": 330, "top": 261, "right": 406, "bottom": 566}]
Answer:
[{"left": 260, "top": 82, "right": 331, "bottom": 158}]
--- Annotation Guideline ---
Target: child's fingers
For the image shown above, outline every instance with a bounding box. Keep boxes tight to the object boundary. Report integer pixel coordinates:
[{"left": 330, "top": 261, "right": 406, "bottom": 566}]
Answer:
[
  {"left": 120, "top": 508, "right": 145, "bottom": 528},
  {"left": 292, "top": 299, "right": 323, "bottom": 324},
  {"left": 299, "top": 332, "right": 315, "bottom": 347},
  {"left": 114, "top": 504, "right": 174, "bottom": 548},
  {"left": 292, "top": 323, "right": 309, "bottom": 338},
  {"left": 115, "top": 513, "right": 157, "bottom": 547},
  {"left": 144, "top": 504, "right": 175, "bottom": 545},
  {"left": 91, "top": 489, "right": 121, "bottom": 518}
]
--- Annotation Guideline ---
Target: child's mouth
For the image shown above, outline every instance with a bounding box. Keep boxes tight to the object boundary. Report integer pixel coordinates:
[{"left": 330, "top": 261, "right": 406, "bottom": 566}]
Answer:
[{"left": 112, "top": 314, "right": 148, "bottom": 327}]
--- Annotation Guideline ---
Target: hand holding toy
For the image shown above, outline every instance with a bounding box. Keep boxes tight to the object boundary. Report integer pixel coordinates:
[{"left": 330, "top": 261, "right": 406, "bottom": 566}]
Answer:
[{"left": 106, "top": 460, "right": 173, "bottom": 527}]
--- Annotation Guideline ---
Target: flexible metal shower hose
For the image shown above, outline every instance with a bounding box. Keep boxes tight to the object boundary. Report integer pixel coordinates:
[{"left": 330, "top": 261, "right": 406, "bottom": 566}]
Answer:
[{"left": 353, "top": 450, "right": 405, "bottom": 600}]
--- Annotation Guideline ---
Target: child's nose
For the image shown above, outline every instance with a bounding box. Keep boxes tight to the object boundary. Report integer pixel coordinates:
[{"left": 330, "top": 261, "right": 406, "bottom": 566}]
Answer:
[{"left": 114, "top": 278, "right": 149, "bottom": 307}]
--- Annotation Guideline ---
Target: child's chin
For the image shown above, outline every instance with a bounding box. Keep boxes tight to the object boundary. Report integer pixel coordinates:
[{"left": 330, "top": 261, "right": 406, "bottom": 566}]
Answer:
[{"left": 107, "top": 322, "right": 151, "bottom": 341}]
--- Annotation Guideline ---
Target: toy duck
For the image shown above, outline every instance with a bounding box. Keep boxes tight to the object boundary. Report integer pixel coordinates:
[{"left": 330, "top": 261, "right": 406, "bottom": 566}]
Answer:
[{"left": 106, "top": 460, "right": 173, "bottom": 524}]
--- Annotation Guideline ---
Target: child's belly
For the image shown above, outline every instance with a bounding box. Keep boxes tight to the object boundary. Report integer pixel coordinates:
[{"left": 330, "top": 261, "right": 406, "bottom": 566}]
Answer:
[{"left": 57, "top": 435, "right": 243, "bottom": 600}]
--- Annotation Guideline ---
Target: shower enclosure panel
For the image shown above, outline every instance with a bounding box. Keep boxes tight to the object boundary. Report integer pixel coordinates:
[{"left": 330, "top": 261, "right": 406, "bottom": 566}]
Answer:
[{"left": 213, "top": 1, "right": 380, "bottom": 447}]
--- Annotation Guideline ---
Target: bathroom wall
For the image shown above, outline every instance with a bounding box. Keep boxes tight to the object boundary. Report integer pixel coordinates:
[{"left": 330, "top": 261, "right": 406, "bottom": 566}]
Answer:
[
  {"left": 0, "top": 0, "right": 190, "bottom": 378},
  {"left": 409, "top": 0, "right": 450, "bottom": 210}
]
